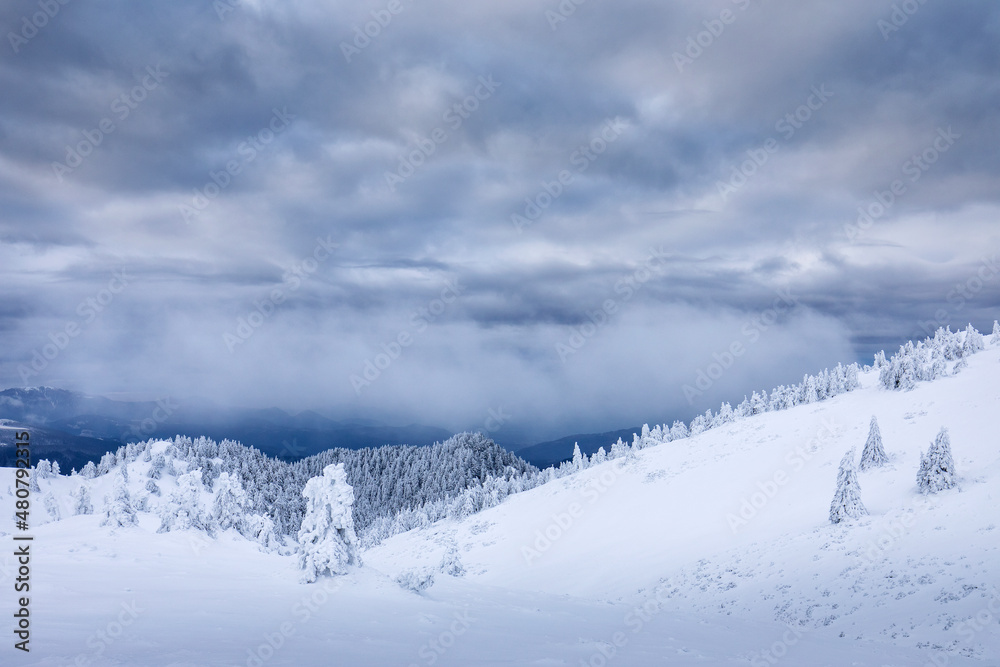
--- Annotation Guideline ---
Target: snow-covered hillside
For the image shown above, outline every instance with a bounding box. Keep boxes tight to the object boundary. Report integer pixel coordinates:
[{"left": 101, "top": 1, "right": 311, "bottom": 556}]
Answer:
[{"left": 3, "top": 332, "right": 999, "bottom": 665}]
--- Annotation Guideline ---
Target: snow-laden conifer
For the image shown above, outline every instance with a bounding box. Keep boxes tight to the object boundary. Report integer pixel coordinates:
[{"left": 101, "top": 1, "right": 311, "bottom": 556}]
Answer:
[
  {"left": 298, "top": 463, "right": 361, "bottom": 583},
  {"left": 858, "top": 416, "right": 888, "bottom": 470},
  {"left": 72, "top": 484, "right": 93, "bottom": 515},
  {"left": 158, "top": 468, "right": 212, "bottom": 533},
  {"left": 211, "top": 472, "right": 248, "bottom": 531},
  {"left": 829, "top": 449, "right": 867, "bottom": 524},
  {"left": 101, "top": 468, "right": 138, "bottom": 529},
  {"left": 917, "top": 427, "right": 957, "bottom": 494}
]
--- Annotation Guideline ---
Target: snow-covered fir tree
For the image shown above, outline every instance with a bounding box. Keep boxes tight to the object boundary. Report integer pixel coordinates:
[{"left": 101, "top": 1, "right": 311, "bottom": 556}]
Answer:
[
  {"left": 858, "top": 416, "right": 888, "bottom": 470},
  {"left": 917, "top": 427, "right": 957, "bottom": 494},
  {"left": 298, "top": 463, "right": 362, "bottom": 583},
  {"left": 591, "top": 447, "right": 607, "bottom": 465},
  {"left": 101, "top": 468, "right": 138, "bottom": 529},
  {"left": 963, "top": 323, "right": 985, "bottom": 356},
  {"left": 829, "top": 449, "right": 867, "bottom": 524},
  {"left": 158, "top": 468, "right": 213, "bottom": 533},
  {"left": 80, "top": 461, "right": 97, "bottom": 479},
  {"left": 211, "top": 472, "right": 248, "bottom": 531},
  {"left": 610, "top": 438, "right": 628, "bottom": 459},
  {"left": 72, "top": 484, "right": 94, "bottom": 515},
  {"left": 97, "top": 452, "right": 117, "bottom": 475},
  {"left": 991, "top": 320, "right": 1000, "bottom": 345},
  {"left": 148, "top": 454, "right": 165, "bottom": 479}
]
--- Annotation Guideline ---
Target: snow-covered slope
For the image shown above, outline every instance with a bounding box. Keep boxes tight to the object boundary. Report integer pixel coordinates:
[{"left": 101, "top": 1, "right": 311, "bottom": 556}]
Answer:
[
  {"left": 366, "top": 345, "right": 1000, "bottom": 662},
  {"left": 3, "top": 341, "right": 999, "bottom": 666}
]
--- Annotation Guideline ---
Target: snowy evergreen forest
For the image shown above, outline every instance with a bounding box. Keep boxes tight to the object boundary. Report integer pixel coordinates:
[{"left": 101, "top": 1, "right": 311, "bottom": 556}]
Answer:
[{"left": 18, "top": 323, "right": 994, "bottom": 566}]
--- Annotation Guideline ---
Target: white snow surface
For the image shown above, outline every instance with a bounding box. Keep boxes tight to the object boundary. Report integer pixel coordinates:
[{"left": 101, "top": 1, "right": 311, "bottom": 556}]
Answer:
[{"left": 3, "top": 347, "right": 1000, "bottom": 666}]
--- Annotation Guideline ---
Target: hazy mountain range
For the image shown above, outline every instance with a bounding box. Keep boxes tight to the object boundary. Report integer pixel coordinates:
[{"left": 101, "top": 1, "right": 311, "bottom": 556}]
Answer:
[{"left": 0, "top": 386, "right": 618, "bottom": 469}]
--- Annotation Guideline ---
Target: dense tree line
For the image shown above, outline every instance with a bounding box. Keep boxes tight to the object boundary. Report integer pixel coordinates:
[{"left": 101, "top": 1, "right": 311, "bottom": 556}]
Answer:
[{"left": 877, "top": 324, "right": 986, "bottom": 390}]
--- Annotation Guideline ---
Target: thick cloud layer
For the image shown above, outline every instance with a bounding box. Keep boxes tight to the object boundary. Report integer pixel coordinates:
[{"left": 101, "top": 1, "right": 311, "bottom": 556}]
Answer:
[{"left": 1, "top": 0, "right": 998, "bottom": 443}]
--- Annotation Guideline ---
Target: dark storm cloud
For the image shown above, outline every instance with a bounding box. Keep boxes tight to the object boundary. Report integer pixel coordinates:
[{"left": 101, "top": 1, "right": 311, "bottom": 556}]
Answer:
[{"left": 1, "top": 0, "right": 999, "bottom": 442}]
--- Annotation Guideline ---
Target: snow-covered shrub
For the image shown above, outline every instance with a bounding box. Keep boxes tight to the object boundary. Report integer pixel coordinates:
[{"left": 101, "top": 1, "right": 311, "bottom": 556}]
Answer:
[
  {"left": 43, "top": 492, "right": 61, "bottom": 522},
  {"left": 917, "top": 427, "right": 956, "bottom": 494},
  {"left": 297, "top": 463, "right": 362, "bottom": 583},
  {"left": 395, "top": 568, "right": 435, "bottom": 593},
  {"left": 439, "top": 546, "right": 466, "bottom": 577},
  {"left": 244, "top": 513, "right": 280, "bottom": 552}
]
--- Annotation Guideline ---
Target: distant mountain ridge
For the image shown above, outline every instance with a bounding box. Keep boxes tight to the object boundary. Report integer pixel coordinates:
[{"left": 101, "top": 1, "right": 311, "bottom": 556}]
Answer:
[{"left": 0, "top": 387, "right": 452, "bottom": 469}]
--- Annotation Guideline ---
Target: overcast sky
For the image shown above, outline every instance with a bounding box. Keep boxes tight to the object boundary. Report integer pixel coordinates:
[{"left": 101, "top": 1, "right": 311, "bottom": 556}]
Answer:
[{"left": 1, "top": 0, "right": 998, "bottom": 444}]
